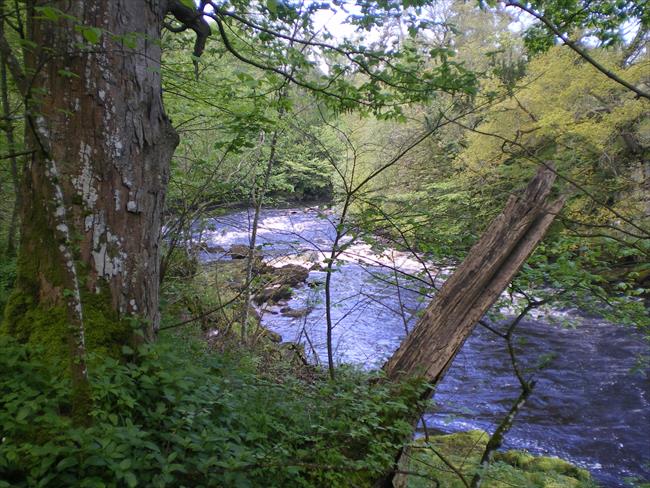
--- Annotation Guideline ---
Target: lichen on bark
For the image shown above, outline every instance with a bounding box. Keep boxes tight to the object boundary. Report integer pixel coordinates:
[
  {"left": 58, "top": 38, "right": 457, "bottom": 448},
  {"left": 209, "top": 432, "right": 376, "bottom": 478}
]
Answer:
[{"left": 1, "top": 1, "right": 180, "bottom": 370}]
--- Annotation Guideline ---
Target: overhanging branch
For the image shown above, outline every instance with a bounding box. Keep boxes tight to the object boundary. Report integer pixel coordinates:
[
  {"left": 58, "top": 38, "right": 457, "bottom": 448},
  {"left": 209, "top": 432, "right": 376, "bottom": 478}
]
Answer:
[
  {"left": 166, "top": 0, "right": 212, "bottom": 77},
  {"left": 505, "top": 1, "right": 650, "bottom": 100}
]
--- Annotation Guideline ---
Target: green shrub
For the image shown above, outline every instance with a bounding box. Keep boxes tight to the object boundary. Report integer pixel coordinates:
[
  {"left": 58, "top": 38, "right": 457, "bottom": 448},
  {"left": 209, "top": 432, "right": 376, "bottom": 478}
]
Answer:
[
  {"left": 0, "top": 256, "right": 15, "bottom": 314},
  {"left": 0, "top": 336, "right": 426, "bottom": 487}
]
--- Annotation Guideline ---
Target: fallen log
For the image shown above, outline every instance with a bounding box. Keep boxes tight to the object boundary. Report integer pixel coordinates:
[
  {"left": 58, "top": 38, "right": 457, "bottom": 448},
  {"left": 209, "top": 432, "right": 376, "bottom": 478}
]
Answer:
[
  {"left": 377, "top": 165, "right": 565, "bottom": 487},
  {"left": 384, "top": 165, "right": 564, "bottom": 384}
]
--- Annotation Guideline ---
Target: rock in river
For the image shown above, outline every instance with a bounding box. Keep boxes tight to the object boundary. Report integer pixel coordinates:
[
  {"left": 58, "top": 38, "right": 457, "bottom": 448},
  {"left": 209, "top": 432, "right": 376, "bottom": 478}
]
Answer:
[
  {"left": 271, "top": 264, "right": 309, "bottom": 287},
  {"left": 229, "top": 244, "right": 252, "bottom": 259}
]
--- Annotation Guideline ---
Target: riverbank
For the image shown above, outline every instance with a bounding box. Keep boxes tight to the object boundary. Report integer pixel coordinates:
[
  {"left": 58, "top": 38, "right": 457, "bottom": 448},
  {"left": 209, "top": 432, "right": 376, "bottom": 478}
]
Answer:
[
  {"left": 398, "top": 430, "right": 595, "bottom": 488},
  {"left": 194, "top": 206, "right": 649, "bottom": 486},
  {"left": 161, "top": 248, "right": 602, "bottom": 487}
]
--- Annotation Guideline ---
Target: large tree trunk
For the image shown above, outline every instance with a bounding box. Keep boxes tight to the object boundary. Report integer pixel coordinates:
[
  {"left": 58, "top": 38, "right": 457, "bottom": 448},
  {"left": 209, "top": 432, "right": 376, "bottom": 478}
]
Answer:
[{"left": 2, "top": 1, "right": 178, "bottom": 362}]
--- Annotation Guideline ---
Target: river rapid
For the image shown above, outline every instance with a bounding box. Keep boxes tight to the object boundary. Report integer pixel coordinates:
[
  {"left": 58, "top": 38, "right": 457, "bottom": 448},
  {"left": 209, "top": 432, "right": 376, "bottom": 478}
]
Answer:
[{"left": 200, "top": 206, "right": 650, "bottom": 487}]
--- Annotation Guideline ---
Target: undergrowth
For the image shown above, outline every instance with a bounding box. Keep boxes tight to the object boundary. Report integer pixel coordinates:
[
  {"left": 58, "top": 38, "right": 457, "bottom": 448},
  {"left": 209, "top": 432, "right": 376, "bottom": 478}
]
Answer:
[{"left": 0, "top": 334, "right": 427, "bottom": 487}]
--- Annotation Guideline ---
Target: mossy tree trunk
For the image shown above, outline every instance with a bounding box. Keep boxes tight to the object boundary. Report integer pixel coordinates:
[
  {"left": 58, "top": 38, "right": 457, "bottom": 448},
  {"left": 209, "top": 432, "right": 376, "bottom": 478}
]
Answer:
[{"left": 0, "top": 1, "right": 180, "bottom": 366}]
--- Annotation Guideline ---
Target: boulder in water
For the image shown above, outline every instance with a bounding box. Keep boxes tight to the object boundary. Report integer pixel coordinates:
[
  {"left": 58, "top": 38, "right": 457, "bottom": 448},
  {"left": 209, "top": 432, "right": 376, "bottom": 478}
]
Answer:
[
  {"left": 229, "top": 244, "right": 252, "bottom": 259},
  {"left": 280, "top": 306, "right": 313, "bottom": 318},
  {"left": 206, "top": 244, "right": 226, "bottom": 254},
  {"left": 270, "top": 264, "right": 309, "bottom": 287},
  {"left": 254, "top": 285, "right": 292, "bottom": 304}
]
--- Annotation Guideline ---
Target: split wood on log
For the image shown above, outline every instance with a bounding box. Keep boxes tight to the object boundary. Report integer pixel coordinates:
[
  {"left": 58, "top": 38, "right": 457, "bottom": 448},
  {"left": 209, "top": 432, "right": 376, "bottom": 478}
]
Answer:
[{"left": 383, "top": 165, "right": 565, "bottom": 386}]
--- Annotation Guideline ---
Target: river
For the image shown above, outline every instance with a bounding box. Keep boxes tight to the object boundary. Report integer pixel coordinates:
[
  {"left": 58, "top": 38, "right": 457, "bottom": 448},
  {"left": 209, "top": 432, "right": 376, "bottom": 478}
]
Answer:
[{"left": 200, "top": 206, "right": 650, "bottom": 487}]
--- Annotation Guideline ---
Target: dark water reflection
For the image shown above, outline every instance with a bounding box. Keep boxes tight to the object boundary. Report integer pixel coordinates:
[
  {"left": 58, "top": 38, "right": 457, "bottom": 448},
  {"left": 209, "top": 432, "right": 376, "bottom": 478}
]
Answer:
[{"left": 203, "top": 207, "right": 650, "bottom": 486}]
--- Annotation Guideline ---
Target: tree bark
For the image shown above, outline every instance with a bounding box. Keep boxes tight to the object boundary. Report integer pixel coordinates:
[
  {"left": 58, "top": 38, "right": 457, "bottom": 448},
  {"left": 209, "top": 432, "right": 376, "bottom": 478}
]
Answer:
[
  {"left": 1, "top": 1, "right": 179, "bottom": 362},
  {"left": 384, "top": 165, "right": 564, "bottom": 384}
]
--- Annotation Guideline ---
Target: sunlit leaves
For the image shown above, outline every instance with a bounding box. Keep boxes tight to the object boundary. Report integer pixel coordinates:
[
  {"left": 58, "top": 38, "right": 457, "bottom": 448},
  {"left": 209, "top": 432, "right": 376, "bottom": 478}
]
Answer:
[{"left": 523, "top": 23, "right": 555, "bottom": 55}]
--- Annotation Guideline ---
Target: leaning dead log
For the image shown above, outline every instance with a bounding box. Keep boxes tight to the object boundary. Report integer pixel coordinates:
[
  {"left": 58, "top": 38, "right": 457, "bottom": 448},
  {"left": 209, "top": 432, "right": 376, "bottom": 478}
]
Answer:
[
  {"left": 379, "top": 166, "right": 565, "bottom": 488},
  {"left": 384, "top": 165, "right": 565, "bottom": 385}
]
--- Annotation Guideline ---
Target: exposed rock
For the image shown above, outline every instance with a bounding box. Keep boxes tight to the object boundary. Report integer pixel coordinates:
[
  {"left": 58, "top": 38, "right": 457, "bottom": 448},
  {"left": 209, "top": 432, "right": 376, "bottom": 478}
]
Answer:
[
  {"left": 229, "top": 244, "right": 252, "bottom": 259},
  {"left": 253, "top": 284, "right": 292, "bottom": 304},
  {"left": 270, "top": 264, "right": 309, "bottom": 287},
  {"left": 281, "top": 306, "right": 313, "bottom": 318},
  {"left": 225, "top": 245, "right": 269, "bottom": 274},
  {"left": 494, "top": 450, "right": 591, "bottom": 482},
  {"left": 261, "top": 329, "right": 282, "bottom": 343},
  {"left": 281, "top": 342, "right": 309, "bottom": 365},
  {"left": 252, "top": 259, "right": 270, "bottom": 274},
  {"left": 205, "top": 244, "right": 226, "bottom": 254}
]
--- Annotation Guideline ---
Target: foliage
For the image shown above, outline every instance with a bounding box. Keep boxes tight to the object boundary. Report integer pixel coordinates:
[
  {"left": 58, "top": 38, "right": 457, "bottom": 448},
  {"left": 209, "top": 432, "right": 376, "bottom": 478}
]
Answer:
[
  {"left": 349, "top": 41, "right": 649, "bottom": 336},
  {"left": 454, "top": 47, "right": 649, "bottom": 332},
  {"left": 0, "top": 1, "right": 648, "bottom": 486},
  {"left": 503, "top": 1, "right": 650, "bottom": 55},
  {"left": 0, "top": 336, "right": 428, "bottom": 487},
  {"left": 0, "top": 256, "right": 15, "bottom": 318}
]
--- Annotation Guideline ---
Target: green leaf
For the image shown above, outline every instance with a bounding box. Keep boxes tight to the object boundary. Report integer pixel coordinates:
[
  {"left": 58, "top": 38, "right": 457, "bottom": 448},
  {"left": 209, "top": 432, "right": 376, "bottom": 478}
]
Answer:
[
  {"left": 15, "top": 406, "right": 29, "bottom": 422},
  {"left": 36, "top": 6, "right": 61, "bottom": 21},
  {"left": 80, "top": 26, "right": 102, "bottom": 45},
  {"left": 57, "top": 69, "right": 79, "bottom": 79},
  {"left": 121, "top": 33, "right": 138, "bottom": 50},
  {"left": 56, "top": 457, "right": 78, "bottom": 471},
  {"left": 83, "top": 456, "right": 108, "bottom": 467},
  {"left": 124, "top": 472, "right": 137, "bottom": 488},
  {"left": 267, "top": 0, "right": 278, "bottom": 15}
]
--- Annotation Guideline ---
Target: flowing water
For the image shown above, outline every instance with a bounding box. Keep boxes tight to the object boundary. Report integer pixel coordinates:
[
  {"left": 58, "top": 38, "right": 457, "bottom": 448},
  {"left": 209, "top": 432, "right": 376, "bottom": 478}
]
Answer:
[{"left": 201, "top": 207, "right": 650, "bottom": 486}]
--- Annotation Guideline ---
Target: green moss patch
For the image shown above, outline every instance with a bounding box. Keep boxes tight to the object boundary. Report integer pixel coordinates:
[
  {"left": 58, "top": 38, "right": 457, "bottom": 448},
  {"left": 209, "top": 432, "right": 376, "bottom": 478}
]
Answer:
[{"left": 399, "top": 430, "right": 596, "bottom": 488}]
